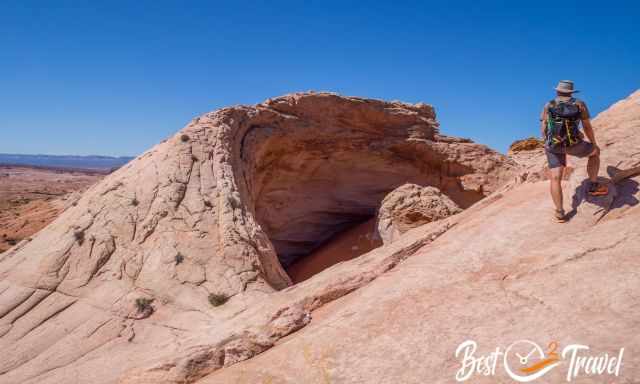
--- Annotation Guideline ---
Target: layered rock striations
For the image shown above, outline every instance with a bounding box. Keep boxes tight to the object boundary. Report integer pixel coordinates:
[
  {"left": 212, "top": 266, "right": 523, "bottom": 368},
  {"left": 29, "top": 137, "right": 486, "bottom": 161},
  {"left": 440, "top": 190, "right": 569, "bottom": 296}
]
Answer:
[
  {"left": 199, "top": 90, "right": 640, "bottom": 384},
  {"left": 376, "top": 183, "right": 461, "bottom": 244},
  {"left": 0, "top": 92, "right": 515, "bottom": 383},
  {"left": 2, "top": 91, "right": 638, "bottom": 383}
]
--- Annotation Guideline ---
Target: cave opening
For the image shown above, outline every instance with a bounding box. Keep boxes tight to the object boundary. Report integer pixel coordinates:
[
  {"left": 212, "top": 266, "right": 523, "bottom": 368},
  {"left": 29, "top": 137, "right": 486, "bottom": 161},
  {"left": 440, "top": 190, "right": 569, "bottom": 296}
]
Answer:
[
  {"left": 285, "top": 214, "right": 381, "bottom": 283},
  {"left": 240, "top": 121, "right": 484, "bottom": 284}
]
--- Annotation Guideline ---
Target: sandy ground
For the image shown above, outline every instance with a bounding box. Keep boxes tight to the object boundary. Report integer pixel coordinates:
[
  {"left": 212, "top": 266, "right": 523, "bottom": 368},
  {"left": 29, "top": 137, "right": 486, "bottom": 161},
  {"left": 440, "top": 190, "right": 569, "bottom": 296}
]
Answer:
[
  {"left": 0, "top": 166, "right": 104, "bottom": 253},
  {"left": 287, "top": 217, "right": 382, "bottom": 283}
]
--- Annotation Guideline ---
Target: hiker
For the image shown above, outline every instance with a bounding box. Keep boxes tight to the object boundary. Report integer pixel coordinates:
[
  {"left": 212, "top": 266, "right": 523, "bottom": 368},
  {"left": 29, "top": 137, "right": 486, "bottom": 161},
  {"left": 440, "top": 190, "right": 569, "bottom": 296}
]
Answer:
[{"left": 540, "top": 80, "right": 608, "bottom": 223}]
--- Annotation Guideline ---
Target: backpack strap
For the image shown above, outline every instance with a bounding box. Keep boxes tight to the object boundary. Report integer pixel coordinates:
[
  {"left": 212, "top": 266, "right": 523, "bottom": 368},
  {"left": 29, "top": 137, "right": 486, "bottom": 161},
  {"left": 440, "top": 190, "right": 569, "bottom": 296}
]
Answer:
[
  {"left": 572, "top": 98, "right": 584, "bottom": 114},
  {"left": 547, "top": 99, "right": 557, "bottom": 118}
]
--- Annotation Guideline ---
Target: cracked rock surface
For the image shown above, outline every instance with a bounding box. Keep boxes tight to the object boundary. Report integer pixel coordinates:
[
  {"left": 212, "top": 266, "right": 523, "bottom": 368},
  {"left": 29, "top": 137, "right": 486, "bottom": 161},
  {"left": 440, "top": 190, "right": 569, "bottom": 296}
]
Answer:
[
  {"left": 197, "top": 90, "right": 640, "bottom": 383},
  {"left": 376, "top": 183, "right": 462, "bottom": 244},
  {"left": 1, "top": 90, "right": 639, "bottom": 383},
  {"left": 0, "top": 92, "right": 515, "bottom": 384}
]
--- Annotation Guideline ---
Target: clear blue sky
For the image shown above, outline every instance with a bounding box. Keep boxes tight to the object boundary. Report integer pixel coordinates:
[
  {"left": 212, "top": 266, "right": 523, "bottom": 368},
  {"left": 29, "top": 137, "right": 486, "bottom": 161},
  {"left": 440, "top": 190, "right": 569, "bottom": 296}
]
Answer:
[{"left": 1, "top": 1, "right": 638, "bottom": 156}]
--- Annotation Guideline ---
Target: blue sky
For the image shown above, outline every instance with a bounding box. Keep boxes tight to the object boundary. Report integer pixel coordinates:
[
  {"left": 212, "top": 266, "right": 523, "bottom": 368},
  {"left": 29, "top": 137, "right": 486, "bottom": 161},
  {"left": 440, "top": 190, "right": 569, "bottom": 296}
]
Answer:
[{"left": 1, "top": 0, "right": 638, "bottom": 156}]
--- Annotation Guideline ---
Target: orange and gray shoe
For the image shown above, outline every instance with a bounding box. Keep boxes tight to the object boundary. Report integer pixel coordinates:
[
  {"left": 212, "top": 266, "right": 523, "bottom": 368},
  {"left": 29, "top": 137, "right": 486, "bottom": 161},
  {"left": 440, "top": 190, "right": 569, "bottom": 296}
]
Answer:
[{"left": 588, "top": 182, "right": 609, "bottom": 196}]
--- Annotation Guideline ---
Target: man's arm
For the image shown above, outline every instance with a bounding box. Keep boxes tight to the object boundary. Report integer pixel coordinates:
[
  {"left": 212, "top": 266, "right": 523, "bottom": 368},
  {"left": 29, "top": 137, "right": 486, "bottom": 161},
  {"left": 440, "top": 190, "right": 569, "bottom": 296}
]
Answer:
[
  {"left": 582, "top": 118, "right": 597, "bottom": 144},
  {"left": 578, "top": 101, "right": 599, "bottom": 152},
  {"left": 539, "top": 105, "right": 548, "bottom": 140}
]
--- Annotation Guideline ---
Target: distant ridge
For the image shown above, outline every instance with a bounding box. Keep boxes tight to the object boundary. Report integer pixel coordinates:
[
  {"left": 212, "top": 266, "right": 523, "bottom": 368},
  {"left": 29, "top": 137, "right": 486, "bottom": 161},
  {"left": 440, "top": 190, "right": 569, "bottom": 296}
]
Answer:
[{"left": 0, "top": 153, "right": 134, "bottom": 171}]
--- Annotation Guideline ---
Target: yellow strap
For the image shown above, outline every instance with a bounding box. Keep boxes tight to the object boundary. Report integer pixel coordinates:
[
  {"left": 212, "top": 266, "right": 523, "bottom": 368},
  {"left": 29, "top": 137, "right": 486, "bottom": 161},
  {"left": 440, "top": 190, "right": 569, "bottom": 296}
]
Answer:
[{"left": 565, "top": 120, "right": 573, "bottom": 145}]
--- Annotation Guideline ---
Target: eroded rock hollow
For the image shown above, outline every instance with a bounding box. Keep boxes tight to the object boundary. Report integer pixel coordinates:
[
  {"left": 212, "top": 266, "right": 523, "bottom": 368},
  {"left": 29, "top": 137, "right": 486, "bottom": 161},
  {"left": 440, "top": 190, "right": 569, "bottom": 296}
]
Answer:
[
  {"left": 0, "top": 92, "right": 517, "bottom": 383},
  {"left": 240, "top": 94, "right": 514, "bottom": 269}
]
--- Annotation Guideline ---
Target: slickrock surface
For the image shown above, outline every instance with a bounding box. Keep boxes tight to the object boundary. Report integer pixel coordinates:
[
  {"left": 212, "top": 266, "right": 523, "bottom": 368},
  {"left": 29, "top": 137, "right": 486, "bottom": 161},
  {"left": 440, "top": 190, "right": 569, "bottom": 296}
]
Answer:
[
  {"left": 1, "top": 90, "right": 639, "bottom": 383},
  {"left": 198, "top": 90, "right": 640, "bottom": 384},
  {"left": 376, "top": 183, "right": 461, "bottom": 244},
  {"left": 0, "top": 92, "right": 515, "bottom": 384}
]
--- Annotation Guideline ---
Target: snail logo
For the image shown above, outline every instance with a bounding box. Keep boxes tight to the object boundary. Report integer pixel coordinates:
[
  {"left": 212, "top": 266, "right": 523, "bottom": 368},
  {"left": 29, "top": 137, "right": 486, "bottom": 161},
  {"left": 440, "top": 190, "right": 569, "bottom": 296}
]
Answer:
[{"left": 503, "top": 340, "right": 561, "bottom": 382}]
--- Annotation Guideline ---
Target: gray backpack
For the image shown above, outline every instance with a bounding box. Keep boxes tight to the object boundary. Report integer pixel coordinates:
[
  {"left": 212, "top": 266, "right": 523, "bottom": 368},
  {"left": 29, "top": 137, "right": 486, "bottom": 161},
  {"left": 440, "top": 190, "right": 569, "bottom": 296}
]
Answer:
[{"left": 545, "top": 98, "right": 582, "bottom": 148}]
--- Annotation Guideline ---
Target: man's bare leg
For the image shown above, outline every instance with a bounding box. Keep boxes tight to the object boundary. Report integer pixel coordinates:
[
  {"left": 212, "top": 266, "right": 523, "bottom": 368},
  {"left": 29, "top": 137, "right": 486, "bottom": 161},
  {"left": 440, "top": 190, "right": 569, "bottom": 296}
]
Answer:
[
  {"left": 550, "top": 166, "right": 564, "bottom": 212},
  {"left": 585, "top": 146, "right": 609, "bottom": 196},
  {"left": 587, "top": 150, "right": 600, "bottom": 183}
]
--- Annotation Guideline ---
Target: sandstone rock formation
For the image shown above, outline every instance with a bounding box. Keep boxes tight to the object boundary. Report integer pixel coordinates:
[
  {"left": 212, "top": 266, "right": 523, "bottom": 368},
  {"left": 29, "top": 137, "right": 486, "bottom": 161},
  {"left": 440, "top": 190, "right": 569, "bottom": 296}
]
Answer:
[
  {"left": 1, "top": 90, "right": 638, "bottom": 383},
  {"left": 0, "top": 92, "right": 516, "bottom": 384},
  {"left": 508, "top": 136, "right": 544, "bottom": 155},
  {"left": 376, "top": 183, "right": 461, "bottom": 244},
  {"left": 196, "top": 90, "right": 640, "bottom": 384}
]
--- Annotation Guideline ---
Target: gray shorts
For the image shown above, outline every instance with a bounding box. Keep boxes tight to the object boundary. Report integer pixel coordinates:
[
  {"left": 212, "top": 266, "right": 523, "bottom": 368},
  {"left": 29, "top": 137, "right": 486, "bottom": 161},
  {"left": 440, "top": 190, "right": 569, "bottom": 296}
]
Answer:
[{"left": 545, "top": 141, "right": 595, "bottom": 169}]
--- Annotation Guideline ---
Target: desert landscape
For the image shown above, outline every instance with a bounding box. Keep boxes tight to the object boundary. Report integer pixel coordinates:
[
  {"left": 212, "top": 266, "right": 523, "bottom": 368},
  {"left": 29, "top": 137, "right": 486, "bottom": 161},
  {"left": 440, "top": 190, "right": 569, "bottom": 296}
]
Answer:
[
  {"left": 2, "top": 1, "right": 637, "bottom": 382},
  {"left": 0, "top": 166, "right": 105, "bottom": 253},
  {"left": 0, "top": 90, "right": 638, "bottom": 383}
]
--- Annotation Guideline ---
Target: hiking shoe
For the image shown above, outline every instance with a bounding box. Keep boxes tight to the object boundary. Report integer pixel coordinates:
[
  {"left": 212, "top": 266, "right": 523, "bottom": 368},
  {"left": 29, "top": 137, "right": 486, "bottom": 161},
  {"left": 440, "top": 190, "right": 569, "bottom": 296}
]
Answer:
[
  {"left": 588, "top": 182, "right": 609, "bottom": 197},
  {"left": 554, "top": 209, "right": 567, "bottom": 223}
]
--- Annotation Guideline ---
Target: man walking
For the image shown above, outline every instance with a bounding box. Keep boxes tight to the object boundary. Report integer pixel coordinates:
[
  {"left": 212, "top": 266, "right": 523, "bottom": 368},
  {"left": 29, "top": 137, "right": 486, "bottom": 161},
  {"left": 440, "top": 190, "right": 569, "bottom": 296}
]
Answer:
[{"left": 540, "top": 80, "right": 608, "bottom": 223}]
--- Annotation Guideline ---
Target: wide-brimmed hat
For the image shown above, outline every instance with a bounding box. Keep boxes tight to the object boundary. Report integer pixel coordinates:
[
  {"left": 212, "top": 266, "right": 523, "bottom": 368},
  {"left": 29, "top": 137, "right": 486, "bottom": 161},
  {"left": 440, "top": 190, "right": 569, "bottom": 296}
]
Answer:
[{"left": 554, "top": 80, "right": 579, "bottom": 93}]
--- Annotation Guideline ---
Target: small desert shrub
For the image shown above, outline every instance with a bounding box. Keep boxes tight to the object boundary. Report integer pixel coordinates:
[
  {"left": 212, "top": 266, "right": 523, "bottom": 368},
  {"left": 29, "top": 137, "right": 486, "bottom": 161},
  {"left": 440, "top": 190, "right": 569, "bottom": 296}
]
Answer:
[
  {"left": 191, "top": 155, "right": 198, "bottom": 162},
  {"left": 131, "top": 197, "right": 139, "bottom": 206},
  {"left": 203, "top": 200, "right": 212, "bottom": 208},
  {"left": 208, "top": 293, "right": 229, "bottom": 307},
  {"left": 7, "top": 238, "right": 17, "bottom": 246},
  {"left": 180, "top": 134, "right": 190, "bottom": 142},
  {"left": 73, "top": 229, "right": 85, "bottom": 245},
  {"left": 135, "top": 297, "right": 153, "bottom": 313},
  {"left": 71, "top": 201, "right": 78, "bottom": 207},
  {"left": 175, "top": 253, "right": 184, "bottom": 265}
]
